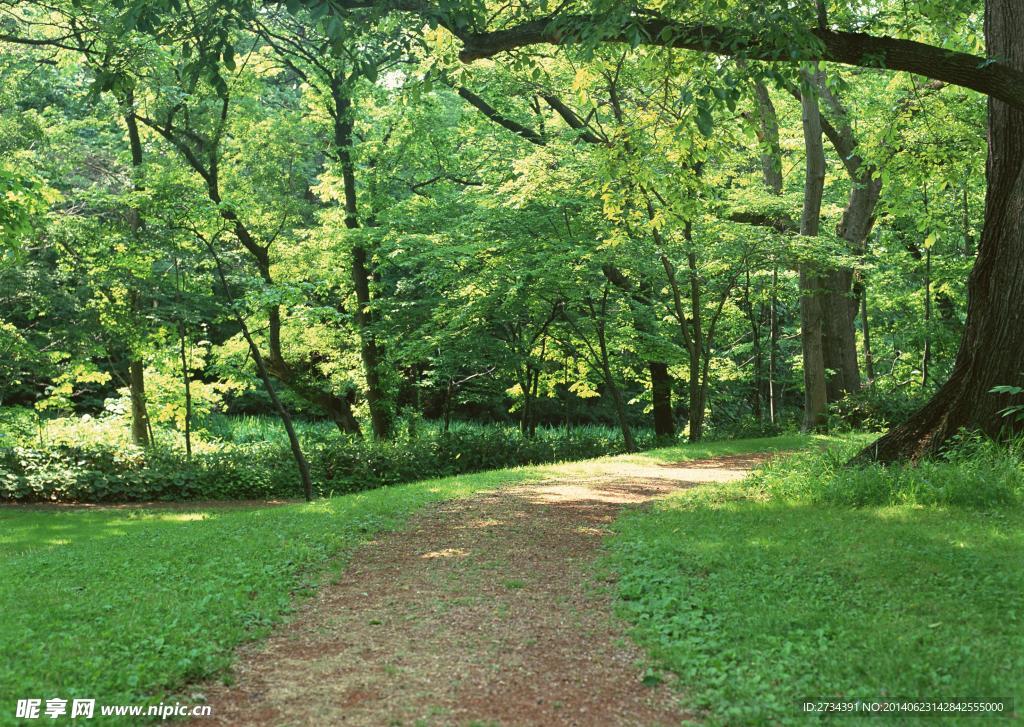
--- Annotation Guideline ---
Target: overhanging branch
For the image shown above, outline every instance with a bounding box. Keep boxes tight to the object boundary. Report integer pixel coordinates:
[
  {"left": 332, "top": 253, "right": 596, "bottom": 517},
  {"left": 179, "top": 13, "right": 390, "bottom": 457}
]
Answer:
[{"left": 456, "top": 19, "right": 1024, "bottom": 110}]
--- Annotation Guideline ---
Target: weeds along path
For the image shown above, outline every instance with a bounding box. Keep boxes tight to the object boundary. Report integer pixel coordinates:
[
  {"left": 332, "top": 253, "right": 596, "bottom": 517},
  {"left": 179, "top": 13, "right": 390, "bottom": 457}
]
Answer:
[{"left": 197, "top": 453, "right": 774, "bottom": 727}]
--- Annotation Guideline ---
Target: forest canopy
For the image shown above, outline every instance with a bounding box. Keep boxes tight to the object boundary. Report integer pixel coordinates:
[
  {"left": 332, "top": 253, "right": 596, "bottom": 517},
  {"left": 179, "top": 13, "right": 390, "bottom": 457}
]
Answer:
[{"left": 1, "top": 0, "right": 1022, "bottom": 500}]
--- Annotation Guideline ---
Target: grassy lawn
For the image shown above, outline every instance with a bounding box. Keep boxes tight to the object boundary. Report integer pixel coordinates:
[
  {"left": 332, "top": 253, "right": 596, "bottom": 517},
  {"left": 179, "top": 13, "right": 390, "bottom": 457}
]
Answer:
[
  {"left": 0, "top": 434, "right": 804, "bottom": 724},
  {"left": 604, "top": 440, "right": 1024, "bottom": 725}
]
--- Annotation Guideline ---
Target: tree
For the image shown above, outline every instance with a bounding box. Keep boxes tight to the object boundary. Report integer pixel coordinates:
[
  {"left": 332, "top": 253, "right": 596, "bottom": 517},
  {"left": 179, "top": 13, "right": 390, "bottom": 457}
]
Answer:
[{"left": 411, "top": 0, "right": 1024, "bottom": 457}]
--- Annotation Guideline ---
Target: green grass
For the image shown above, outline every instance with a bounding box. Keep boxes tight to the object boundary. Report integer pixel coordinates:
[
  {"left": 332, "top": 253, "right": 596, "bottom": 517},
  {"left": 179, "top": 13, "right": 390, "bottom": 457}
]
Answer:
[
  {"left": 0, "top": 434, "right": 802, "bottom": 724},
  {"left": 604, "top": 438, "right": 1024, "bottom": 725},
  {"left": 0, "top": 468, "right": 534, "bottom": 725}
]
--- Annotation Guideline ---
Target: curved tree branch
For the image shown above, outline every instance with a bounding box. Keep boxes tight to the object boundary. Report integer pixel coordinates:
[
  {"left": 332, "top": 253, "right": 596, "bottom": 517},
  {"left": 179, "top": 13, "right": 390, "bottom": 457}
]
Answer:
[{"left": 456, "top": 20, "right": 1024, "bottom": 110}]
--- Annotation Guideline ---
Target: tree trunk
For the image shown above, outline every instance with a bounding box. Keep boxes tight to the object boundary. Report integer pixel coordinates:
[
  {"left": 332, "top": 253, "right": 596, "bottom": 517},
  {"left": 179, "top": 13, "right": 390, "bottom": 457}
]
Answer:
[
  {"left": 769, "top": 266, "right": 781, "bottom": 423},
  {"left": 206, "top": 240, "right": 314, "bottom": 500},
  {"left": 861, "top": 281, "right": 875, "bottom": 386},
  {"left": 686, "top": 249, "right": 706, "bottom": 441},
  {"left": 649, "top": 361, "right": 675, "bottom": 439},
  {"left": 821, "top": 267, "right": 860, "bottom": 401},
  {"left": 742, "top": 268, "right": 764, "bottom": 422},
  {"left": 750, "top": 77, "right": 784, "bottom": 195},
  {"left": 335, "top": 91, "right": 392, "bottom": 440},
  {"left": 518, "top": 365, "right": 533, "bottom": 434},
  {"left": 128, "top": 358, "right": 150, "bottom": 447},
  {"left": 528, "top": 366, "right": 541, "bottom": 436},
  {"left": 602, "top": 263, "right": 675, "bottom": 437},
  {"left": 815, "top": 75, "right": 884, "bottom": 403},
  {"left": 857, "top": 0, "right": 1024, "bottom": 461},
  {"left": 799, "top": 67, "right": 829, "bottom": 432},
  {"left": 179, "top": 321, "right": 193, "bottom": 461},
  {"left": 659, "top": 248, "right": 702, "bottom": 441},
  {"left": 817, "top": 183, "right": 861, "bottom": 397},
  {"left": 599, "top": 350, "right": 637, "bottom": 452},
  {"left": 122, "top": 99, "right": 151, "bottom": 449}
]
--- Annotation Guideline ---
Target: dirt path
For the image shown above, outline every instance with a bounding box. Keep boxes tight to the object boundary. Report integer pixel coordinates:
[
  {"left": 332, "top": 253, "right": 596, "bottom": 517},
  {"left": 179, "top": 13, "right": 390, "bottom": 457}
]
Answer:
[{"left": 196, "top": 453, "right": 773, "bottom": 727}]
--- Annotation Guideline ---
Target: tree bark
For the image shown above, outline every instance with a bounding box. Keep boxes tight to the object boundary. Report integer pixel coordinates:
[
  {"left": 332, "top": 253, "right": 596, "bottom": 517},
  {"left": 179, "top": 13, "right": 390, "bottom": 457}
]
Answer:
[
  {"left": 456, "top": 16, "right": 1024, "bottom": 110},
  {"left": 799, "top": 67, "right": 829, "bottom": 432},
  {"left": 649, "top": 361, "right": 675, "bottom": 439},
  {"left": 750, "top": 77, "right": 784, "bottom": 195},
  {"left": 857, "top": 0, "right": 1024, "bottom": 461},
  {"left": 128, "top": 358, "right": 150, "bottom": 447},
  {"left": 334, "top": 91, "right": 392, "bottom": 440},
  {"left": 122, "top": 99, "right": 151, "bottom": 448},
  {"left": 823, "top": 172, "right": 881, "bottom": 398}
]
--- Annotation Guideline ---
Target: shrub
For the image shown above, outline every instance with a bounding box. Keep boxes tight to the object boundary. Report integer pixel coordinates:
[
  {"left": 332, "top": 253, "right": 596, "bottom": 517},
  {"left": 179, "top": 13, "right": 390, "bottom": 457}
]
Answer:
[
  {"left": 0, "top": 423, "right": 654, "bottom": 503},
  {"left": 827, "top": 386, "right": 926, "bottom": 431},
  {"left": 747, "top": 434, "right": 1024, "bottom": 509}
]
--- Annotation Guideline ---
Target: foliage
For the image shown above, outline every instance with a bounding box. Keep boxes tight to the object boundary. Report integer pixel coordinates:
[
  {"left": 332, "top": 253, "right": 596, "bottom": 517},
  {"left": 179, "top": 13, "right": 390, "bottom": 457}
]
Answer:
[
  {"left": 0, "top": 420, "right": 655, "bottom": 502},
  {"left": 991, "top": 384, "right": 1024, "bottom": 425},
  {"left": 827, "top": 386, "right": 927, "bottom": 431},
  {"left": 0, "top": 0, "right": 1000, "bottom": 462},
  {"left": 749, "top": 433, "right": 1024, "bottom": 509}
]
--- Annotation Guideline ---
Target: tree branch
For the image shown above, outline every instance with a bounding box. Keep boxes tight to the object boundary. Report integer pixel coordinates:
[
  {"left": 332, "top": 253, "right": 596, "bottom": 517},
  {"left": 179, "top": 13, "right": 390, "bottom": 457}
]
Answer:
[{"left": 457, "top": 20, "right": 1024, "bottom": 110}]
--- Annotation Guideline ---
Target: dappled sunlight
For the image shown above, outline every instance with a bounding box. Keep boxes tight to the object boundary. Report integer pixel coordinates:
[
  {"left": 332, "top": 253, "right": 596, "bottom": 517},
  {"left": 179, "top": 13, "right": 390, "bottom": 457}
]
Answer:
[
  {"left": 158, "top": 512, "right": 208, "bottom": 522},
  {"left": 607, "top": 486, "right": 1024, "bottom": 722},
  {"left": 463, "top": 518, "right": 503, "bottom": 528},
  {"left": 0, "top": 506, "right": 228, "bottom": 556},
  {"left": 420, "top": 548, "right": 470, "bottom": 559}
]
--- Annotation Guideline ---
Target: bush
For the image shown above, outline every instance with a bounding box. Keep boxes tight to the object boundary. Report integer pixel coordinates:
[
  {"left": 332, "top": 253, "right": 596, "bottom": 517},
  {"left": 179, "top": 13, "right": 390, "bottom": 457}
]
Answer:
[
  {"left": 828, "top": 386, "right": 926, "bottom": 430},
  {"left": 0, "top": 423, "right": 654, "bottom": 503},
  {"left": 748, "top": 434, "right": 1024, "bottom": 509}
]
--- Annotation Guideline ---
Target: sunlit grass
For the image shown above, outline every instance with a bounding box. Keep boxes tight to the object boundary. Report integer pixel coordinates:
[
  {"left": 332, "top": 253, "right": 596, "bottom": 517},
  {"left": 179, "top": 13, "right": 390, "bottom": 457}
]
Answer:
[
  {"left": 0, "top": 434, "right": 803, "bottom": 723},
  {"left": 604, "top": 438, "right": 1024, "bottom": 725}
]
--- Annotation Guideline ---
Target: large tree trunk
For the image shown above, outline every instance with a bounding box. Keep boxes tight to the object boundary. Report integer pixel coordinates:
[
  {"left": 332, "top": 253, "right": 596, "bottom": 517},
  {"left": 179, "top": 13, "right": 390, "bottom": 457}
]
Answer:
[
  {"left": 821, "top": 267, "right": 860, "bottom": 401},
  {"left": 750, "top": 76, "right": 784, "bottom": 195},
  {"left": 799, "top": 67, "right": 830, "bottom": 431},
  {"left": 858, "top": 0, "right": 1024, "bottom": 461},
  {"left": 822, "top": 174, "right": 881, "bottom": 400},
  {"left": 807, "top": 71, "right": 885, "bottom": 403}
]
